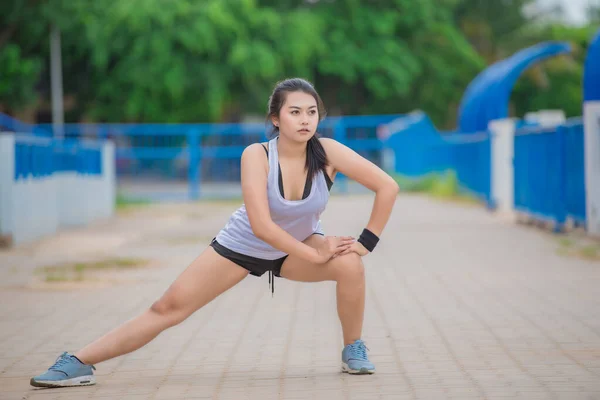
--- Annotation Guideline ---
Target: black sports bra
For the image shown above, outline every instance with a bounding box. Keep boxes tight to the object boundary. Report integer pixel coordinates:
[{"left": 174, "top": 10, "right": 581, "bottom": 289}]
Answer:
[{"left": 261, "top": 144, "right": 333, "bottom": 200}]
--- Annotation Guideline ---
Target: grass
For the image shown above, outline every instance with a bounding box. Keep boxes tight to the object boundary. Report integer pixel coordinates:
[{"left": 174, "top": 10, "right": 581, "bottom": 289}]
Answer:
[
  {"left": 557, "top": 238, "right": 575, "bottom": 248},
  {"left": 579, "top": 245, "right": 599, "bottom": 260},
  {"left": 556, "top": 238, "right": 600, "bottom": 261},
  {"left": 36, "top": 257, "right": 150, "bottom": 283},
  {"left": 390, "top": 170, "right": 481, "bottom": 204},
  {"left": 116, "top": 192, "right": 243, "bottom": 212},
  {"left": 116, "top": 193, "right": 152, "bottom": 211}
]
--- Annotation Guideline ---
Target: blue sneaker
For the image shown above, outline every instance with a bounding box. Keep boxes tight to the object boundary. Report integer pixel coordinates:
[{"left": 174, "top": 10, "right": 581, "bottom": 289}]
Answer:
[
  {"left": 341, "top": 339, "right": 375, "bottom": 374},
  {"left": 30, "top": 352, "right": 96, "bottom": 388}
]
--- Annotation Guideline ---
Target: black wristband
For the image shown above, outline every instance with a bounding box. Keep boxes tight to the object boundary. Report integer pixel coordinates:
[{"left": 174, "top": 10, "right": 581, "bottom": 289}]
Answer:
[{"left": 357, "top": 228, "right": 379, "bottom": 252}]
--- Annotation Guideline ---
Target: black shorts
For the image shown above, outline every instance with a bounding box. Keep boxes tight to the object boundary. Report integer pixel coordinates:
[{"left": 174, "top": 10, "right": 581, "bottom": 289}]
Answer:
[{"left": 210, "top": 238, "right": 288, "bottom": 277}]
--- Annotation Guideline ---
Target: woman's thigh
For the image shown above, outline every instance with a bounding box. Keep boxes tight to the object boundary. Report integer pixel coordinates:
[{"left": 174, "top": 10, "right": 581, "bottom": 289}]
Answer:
[
  {"left": 278, "top": 234, "right": 362, "bottom": 283},
  {"left": 155, "top": 245, "right": 250, "bottom": 318}
]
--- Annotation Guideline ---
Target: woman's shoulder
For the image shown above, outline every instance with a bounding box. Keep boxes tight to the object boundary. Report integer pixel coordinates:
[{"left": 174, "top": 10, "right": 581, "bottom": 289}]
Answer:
[
  {"left": 243, "top": 141, "right": 269, "bottom": 153},
  {"left": 318, "top": 137, "right": 337, "bottom": 147},
  {"left": 318, "top": 137, "right": 342, "bottom": 154}
]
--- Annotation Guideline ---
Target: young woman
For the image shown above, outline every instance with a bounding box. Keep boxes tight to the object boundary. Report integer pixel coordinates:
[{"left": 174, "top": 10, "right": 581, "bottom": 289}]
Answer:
[{"left": 30, "top": 78, "right": 399, "bottom": 388}]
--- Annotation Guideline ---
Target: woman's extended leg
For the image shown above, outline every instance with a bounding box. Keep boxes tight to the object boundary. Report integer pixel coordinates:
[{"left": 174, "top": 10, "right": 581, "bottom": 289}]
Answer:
[
  {"left": 76, "top": 246, "right": 249, "bottom": 365},
  {"left": 279, "top": 234, "right": 374, "bottom": 374},
  {"left": 30, "top": 246, "right": 249, "bottom": 387}
]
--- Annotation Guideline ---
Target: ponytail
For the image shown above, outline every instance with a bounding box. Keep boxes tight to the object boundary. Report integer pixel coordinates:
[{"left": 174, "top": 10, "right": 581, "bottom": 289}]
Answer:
[{"left": 306, "top": 134, "right": 328, "bottom": 180}]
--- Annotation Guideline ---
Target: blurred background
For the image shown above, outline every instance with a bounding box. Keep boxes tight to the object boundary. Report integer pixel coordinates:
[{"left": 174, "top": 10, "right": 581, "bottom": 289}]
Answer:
[
  {"left": 1, "top": 0, "right": 598, "bottom": 125},
  {"left": 0, "top": 0, "right": 599, "bottom": 246},
  {"left": 3, "top": 4, "right": 600, "bottom": 396}
]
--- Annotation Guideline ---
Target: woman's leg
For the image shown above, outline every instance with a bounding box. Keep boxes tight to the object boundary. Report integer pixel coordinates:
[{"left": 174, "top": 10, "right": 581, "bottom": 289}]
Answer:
[
  {"left": 279, "top": 234, "right": 374, "bottom": 374},
  {"left": 278, "top": 234, "right": 365, "bottom": 347},
  {"left": 75, "top": 246, "right": 249, "bottom": 365}
]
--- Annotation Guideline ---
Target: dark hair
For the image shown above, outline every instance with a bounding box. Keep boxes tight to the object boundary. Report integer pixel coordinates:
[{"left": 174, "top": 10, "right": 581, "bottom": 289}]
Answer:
[{"left": 266, "top": 78, "right": 328, "bottom": 180}]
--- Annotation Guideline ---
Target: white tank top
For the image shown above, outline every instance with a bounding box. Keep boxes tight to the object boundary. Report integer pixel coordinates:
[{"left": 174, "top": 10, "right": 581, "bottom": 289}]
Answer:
[{"left": 215, "top": 137, "right": 330, "bottom": 259}]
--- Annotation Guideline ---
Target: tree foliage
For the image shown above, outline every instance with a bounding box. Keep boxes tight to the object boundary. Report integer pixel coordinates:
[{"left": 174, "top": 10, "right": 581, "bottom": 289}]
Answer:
[{"left": 0, "top": 0, "right": 597, "bottom": 127}]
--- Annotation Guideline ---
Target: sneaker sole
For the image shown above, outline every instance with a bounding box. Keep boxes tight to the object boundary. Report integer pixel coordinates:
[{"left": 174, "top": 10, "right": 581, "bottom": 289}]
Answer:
[
  {"left": 341, "top": 362, "right": 375, "bottom": 375},
  {"left": 30, "top": 375, "right": 96, "bottom": 388}
]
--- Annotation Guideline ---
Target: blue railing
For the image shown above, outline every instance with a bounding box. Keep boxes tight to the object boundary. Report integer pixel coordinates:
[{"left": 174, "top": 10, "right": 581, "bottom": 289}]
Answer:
[
  {"left": 1, "top": 112, "right": 51, "bottom": 136},
  {"left": 36, "top": 114, "right": 404, "bottom": 199},
  {"left": 513, "top": 118, "right": 585, "bottom": 229},
  {"left": 14, "top": 135, "right": 103, "bottom": 181},
  {"left": 444, "top": 131, "right": 491, "bottom": 201},
  {"left": 19, "top": 112, "right": 585, "bottom": 230},
  {"left": 562, "top": 119, "right": 586, "bottom": 225},
  {"left": 384, "top": 114, "right": 492, "bottom": 203}
]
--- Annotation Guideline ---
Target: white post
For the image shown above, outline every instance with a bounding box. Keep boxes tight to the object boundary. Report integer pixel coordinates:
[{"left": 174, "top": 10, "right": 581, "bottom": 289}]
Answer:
[
  {"left": 584, "top": 101, "right": 600, "bottom": 237},
  {"left": 524, "top": 109, "right": 566, "bottom": 127},
  {"left": 489, "top": 119, "right": 516, "bottom": 217},
  {"left": 0, "top": 133, "right": 15, "bottom": 243},
  {"left": 102, "top": 140, "right": 116, "bottom": 218}
]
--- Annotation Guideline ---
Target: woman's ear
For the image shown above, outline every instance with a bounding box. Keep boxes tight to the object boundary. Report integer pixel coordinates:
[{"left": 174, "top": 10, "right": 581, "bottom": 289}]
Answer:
[{"left": 271, "top": 116, "right": 279, "bottom": 128}]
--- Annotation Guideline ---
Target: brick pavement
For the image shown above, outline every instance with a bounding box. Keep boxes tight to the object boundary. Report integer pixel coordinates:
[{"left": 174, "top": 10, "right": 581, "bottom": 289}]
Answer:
[{"left": 1, "top": 194, "right": 599, "bottom": 400}]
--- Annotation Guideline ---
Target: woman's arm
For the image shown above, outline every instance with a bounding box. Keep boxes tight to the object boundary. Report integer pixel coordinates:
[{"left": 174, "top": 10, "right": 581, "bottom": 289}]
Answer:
[
  {"left": 320, "top": 137, "right": 399, "bottom": 243},
  {"left": 240, "top": 143, "right": 352, "bottom": 263}
]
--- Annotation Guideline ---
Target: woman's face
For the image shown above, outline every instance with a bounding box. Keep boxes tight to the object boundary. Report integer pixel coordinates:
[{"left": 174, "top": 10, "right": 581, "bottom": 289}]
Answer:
[{"left": 273, "top": 91, "right": 319, "bottom": 143}]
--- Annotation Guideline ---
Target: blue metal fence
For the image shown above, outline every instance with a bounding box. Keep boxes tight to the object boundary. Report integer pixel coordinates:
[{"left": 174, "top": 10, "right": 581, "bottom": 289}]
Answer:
[
  {"left": 444, "top": 131, "right": 491, "bottom": 201},
  {"left": 383, "top": 113, "right": 492, "bottom": 203},
  {"left": 14, "top": 135, "right": 103, "bottom": 181},
  {"left": 513, "top": 118, "right": 585, "bottom": 230},
  {"left": 1, "top": 112, "right": 50, "bottom": 136},
  {"left": 17, "top": 112, "right": 585, "bottom": 231},
  {"left": 562, "top": 119, "right": 586, "bottom": 225},
  {"left": 37, "top": 114, "right": 404, "bottom": 200}
]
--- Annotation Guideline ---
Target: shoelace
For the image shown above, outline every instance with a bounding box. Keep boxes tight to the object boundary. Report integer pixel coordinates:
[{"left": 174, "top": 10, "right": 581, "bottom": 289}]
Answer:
[
  {"left": 48, "top": 352, "right": 96, "bottom": 371},
  {"left": 348, "top": 341, "right": 369, "bottom": 360},
  {"left": 48, "top": 353, "right": 70, "bottom": 371}
]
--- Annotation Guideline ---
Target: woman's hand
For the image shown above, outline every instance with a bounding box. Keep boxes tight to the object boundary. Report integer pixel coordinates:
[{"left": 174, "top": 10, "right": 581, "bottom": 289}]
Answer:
[
  {"left": 313, "top": 235, "right": 355, "bottom": 263},
  {"left": 337, "top": 240, "right": 369, "bottom": 257}
]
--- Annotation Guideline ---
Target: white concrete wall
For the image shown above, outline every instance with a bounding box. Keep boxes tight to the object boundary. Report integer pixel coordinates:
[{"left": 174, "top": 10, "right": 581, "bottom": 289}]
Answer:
[
  {"left": 0, "top": 134, "right": 15, "bottom": 239},
  {"left": 489, "top": 119, "right": 516, "bottom": 216},
  {"left": 12, "top": 174, "right": 59, "bottom": 244},
  {"left": 584, "top": 101, "right": 600, "bottom": 237},
  {"left": 0, "top": 132, "right": 116, "bottom": 246}
]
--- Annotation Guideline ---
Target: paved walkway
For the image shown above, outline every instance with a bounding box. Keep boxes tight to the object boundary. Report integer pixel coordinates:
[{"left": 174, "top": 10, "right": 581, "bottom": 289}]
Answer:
[{"left": 1, "top": 194, "right": 600, "bottom": 400}]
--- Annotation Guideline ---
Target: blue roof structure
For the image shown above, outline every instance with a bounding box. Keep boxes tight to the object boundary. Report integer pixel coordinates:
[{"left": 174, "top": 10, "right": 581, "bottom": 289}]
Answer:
[
  {"left": 458, "top": 41, "right": 572, "bottom": 132},
  {"left": 584, "top": 29, "right": 600, "bottom": 102}
]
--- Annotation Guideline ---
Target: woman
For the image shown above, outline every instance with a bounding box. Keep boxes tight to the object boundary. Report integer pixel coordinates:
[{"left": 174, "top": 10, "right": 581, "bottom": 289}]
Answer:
[{"left": 30, "top": 78, "right": 399, "bottom": 388}]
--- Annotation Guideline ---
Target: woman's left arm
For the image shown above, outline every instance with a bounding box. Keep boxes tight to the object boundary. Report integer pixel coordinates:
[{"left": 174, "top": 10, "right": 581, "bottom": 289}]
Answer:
[{"left": 321, "top": 138, "right": 399, "bottom": 254}]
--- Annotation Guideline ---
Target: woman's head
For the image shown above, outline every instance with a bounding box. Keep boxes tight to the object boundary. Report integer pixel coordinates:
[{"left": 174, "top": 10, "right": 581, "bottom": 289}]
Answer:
[
  {"left": 267, "top": 78, "right": 326, "bottom": 143},
  {"left": 266, "top": 78, "right": 329, "bottom": 179}
]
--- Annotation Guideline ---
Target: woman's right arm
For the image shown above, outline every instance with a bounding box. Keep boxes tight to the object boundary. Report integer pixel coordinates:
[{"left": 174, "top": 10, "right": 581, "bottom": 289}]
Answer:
[{"left": 240, "top": 144, "right": 351, "bottom": 263}]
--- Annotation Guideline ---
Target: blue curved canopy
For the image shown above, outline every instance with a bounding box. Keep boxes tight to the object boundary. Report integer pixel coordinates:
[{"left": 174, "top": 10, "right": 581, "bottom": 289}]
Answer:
[
  {"left": 584, "top": 29, "right": 600, "bottom": 102},
  {"left": 458, "top": 41, "right": 571, "bottom": 132}
]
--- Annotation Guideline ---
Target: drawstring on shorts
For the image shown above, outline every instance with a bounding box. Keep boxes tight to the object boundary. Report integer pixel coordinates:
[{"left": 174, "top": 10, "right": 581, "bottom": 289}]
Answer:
[{"left": 268, "top": 269, "right": 275, "bottom": 296}]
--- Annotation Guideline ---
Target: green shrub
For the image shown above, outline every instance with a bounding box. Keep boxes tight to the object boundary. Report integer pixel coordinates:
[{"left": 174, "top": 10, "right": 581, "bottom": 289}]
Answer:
[{"left": 390, "top": 170, "right": 479, "bottom": 204}]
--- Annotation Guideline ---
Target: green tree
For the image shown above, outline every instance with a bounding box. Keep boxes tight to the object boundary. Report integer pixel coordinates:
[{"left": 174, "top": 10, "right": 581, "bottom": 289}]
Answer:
[
  {"left": 453, "top": 0, "right": 538, "bottom": 62},
  {"left": 8, "top": 0, "right": 592, "bottom": 128},
  {"left": 511, "top": 24, "right": 597, "bottom": 118},
  {"left": 0, "top": 1, "right": 46, "bottom": 113},
  {"left": 294, "top": 0, "right": 484, "bottom": 127}
]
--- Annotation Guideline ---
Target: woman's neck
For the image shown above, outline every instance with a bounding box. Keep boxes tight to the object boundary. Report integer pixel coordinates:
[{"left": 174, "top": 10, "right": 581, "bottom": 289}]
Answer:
[{"left": 276, "top": 135, "right": 307, "bottom": 160}]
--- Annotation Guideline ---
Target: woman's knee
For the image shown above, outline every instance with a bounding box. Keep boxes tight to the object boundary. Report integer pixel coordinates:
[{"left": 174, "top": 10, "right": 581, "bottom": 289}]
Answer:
[
  {"left": 150, "top": 294, "right": 188, "bottom": 326},
  {"left": 335, "top": 253, "right": 365, "bottom": 281}
]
